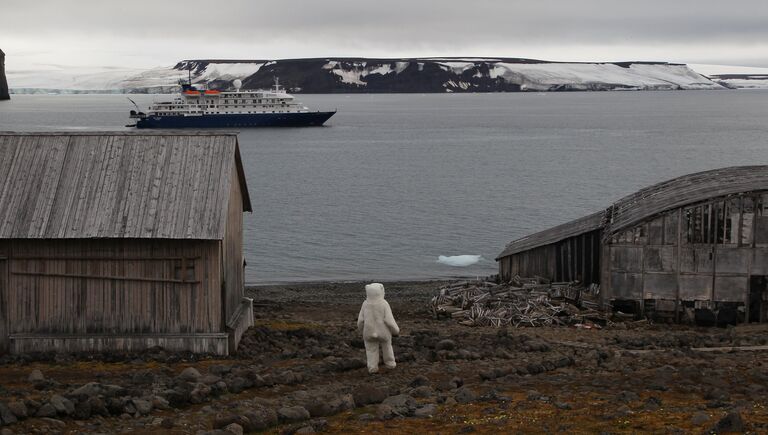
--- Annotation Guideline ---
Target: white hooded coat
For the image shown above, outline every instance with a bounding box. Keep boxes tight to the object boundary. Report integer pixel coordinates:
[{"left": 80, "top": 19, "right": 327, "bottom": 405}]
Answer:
[{"left": 358, "top": 283, "right": 399, "bottom": 341}]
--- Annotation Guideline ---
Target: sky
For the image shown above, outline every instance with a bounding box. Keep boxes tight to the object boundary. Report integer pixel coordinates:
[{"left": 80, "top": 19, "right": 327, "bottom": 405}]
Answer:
[{"left": 2, "top": 0, "right": 768, "bottom": 72}]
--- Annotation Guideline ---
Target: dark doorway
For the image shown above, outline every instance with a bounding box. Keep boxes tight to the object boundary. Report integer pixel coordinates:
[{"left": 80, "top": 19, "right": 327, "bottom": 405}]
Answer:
[{"left": 749, "top": 276, "right": 766, "bottom": 323}]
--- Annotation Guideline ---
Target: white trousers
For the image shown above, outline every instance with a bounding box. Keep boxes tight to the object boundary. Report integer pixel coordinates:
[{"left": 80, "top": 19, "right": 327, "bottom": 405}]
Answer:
[{"left": 364, "top": 338, "right": 396, "bottom": 373}]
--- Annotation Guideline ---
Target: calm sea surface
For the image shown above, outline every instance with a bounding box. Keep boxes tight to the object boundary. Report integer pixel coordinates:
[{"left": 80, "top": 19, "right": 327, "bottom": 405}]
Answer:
[{"left": 1, "top": 91, "right": 767, "bottom": 283}]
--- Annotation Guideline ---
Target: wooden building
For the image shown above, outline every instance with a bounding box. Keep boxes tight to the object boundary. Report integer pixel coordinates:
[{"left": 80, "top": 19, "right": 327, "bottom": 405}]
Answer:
[
  {"left": 0, "top": 132, "right": 253, "bottom": 355},
  {"left": 497, "top": 166, "right": 768, "bottom": 323}
]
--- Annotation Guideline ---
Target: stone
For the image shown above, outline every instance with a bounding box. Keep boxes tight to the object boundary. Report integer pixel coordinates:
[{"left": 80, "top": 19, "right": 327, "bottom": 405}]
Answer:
[
  {"left": 70, "top": 382, "right": 103, "bottom": 399},
  {"left": 436, "top": 339, "right": 457, "bottom": 351},
  {"left": 208, "top": 364, "right": 233, "bottom": 376},
  {"left": 132, "top": 399, "right": 152, "bottom": 415},
  {"left": 87, "top": 397, "right": 108, "bottom": 416},
  {"left": 357, "top": 413, "right": 374, "bottom": 421},
  {"left": 7, "top": 401, "right": 27, "bottom": 419},
  {"left": 28, "top": 369, "right": 45, "bottom": 383},
  {"left": 643, "top": 396, "right": 662, "bottom": 412},
  {"left": 616, "top": 391, "right": 640, "bottom": 403},
  {"left": 179, "top": 367, "right": 203, "bottom": 382},
  {"left": 35, "top": 403, "right": 57, "bottom": 418},
  {"left": 225, "top": 377, "right": 250, "bottom": 394},
  {"left": 296, "top": 426, "right": 315, "bottom": 434},
  {"left": 410, "top": 375, "right": 430, "bottom": 387},
  {"left": 411, "top": 385, "right": 436, "bottom": 398},
  {"left": 381, "top": 394, "right": 417, "bottom": 416},
  {"left": 161, "top": 418, "right": 175, "bottom": 429},
  {"left": 375, "top": 404, "right": 395, "bottom": 420},
  {"left": 73, "top": 400, "right": 92, "bottom": 420},
  {"left": 224, "top": 423, "right": 243, "bottom": 435},
  {"left": 39, "top": 417, "right": 66, "bottom": 428},
  {"left": 691, "top": 411, "right": 710, "bottom": 425},
  {"left": 201, "top": 374, "right": 222, "bottom": 385},
  {"left": 304, "top": 393, "right": 355, "bottom": 417},
  {"left": 190, "top": 383, "right": 212, "bottom": 404},
  {"left": 0, "top": 403, "right": 17, "bottom": 425},
  {"left": 277, "top": 406, "right": 310, "bottom": 423},
  {"left": 309, "top": 419, "right": 328, "bottom": 432},
  {"left": 414, "top": 404, "right": 438, "bottom": 418},
  {"left": 49, "top": 395, "right": 75, "bottom": 416},
  {"left": 241, "top": 405, "right": 278, "bottom": 431},
  {"left": 352, "top": 385, "right": 389, "bottom": 406},
  {"left": 213, "top": 414, "right": 249, "bottom": 430},
  {"left": 152, "top": 396, "right": 171, "bottom": 411},
  {"left": 712, "top": 411, "right": 744, "bottom": 433},
  {"left": 455, "top": 387, "right": 477, "bottom": 404}
]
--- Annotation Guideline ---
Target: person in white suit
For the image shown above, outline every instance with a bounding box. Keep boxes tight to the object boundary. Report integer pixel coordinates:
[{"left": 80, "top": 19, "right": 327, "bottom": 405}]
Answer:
[{"left": 357, "top": 283, "right": 400, "bottom": 373}]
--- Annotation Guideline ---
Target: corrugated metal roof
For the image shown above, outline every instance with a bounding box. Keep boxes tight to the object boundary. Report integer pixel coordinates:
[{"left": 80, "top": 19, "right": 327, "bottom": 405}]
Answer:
[
  {"left": 497, "top": 166, "right": 768, "bottom": 260},
  {"left": 495, "top": 211, "right": 604, "bottom": 259},
  {"left": 0, "top": 132, "right": 252, "bottom": 240}
]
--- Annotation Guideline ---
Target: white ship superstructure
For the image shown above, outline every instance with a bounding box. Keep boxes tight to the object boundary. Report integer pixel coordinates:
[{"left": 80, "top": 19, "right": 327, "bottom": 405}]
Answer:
[{"left": 129, "top": 78, "right": 336, "bottom": 128}]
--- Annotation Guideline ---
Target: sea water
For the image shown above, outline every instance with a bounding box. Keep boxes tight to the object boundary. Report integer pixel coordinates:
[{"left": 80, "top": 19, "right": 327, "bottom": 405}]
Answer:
[{"left": 1, "top": 91, "right": 767, "bottom": 283}]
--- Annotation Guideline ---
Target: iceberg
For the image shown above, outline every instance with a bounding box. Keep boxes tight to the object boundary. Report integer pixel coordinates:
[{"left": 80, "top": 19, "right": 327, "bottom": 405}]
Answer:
[{"left": 437, "top": 255, "right": 482, "bottom": 267}]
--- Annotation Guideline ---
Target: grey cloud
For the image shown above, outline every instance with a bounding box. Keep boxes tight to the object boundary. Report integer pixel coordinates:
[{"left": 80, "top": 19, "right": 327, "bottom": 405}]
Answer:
[{"left": 1, "top": 0, "right": 767, "bottom": 67}]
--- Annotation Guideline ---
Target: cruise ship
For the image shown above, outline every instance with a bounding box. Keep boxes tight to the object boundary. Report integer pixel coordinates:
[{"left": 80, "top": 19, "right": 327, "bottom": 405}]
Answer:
[{"left": 129, "top": 79, "right": 336, "bottom": 128}]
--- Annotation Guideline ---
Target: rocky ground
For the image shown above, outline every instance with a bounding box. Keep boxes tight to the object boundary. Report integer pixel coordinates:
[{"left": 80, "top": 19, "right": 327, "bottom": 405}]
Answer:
[{"left": 1, "top": 280, "right": 768, "bottom": 434}]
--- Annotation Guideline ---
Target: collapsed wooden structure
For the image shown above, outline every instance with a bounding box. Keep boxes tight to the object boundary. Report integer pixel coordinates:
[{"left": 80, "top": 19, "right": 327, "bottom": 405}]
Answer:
[
  {"left": 497, "top": 166, "right": 768, "bottom": 323},
  {"left": 0, "top": 132, "right": 253, "bottom": 355}
]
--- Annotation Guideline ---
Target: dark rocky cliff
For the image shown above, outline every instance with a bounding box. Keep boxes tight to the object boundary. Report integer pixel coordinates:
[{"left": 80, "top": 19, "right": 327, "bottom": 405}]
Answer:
[{"left": 0, "top": 49, "right": 9, "bottom": 100}]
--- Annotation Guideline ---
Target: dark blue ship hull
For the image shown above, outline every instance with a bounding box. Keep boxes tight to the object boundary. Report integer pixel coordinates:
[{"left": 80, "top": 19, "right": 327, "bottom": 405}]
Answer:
[{"left": 135, "top": 111, "right": 336, "bottom": 129}]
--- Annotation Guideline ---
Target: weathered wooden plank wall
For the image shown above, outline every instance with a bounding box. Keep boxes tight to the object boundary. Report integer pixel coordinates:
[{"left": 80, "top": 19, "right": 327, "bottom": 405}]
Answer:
[
  {"left": 2, "top": 239, "right": 221, "bottom": 336},
  {"left": 501, "top": 230, "right": 602, "bottom": 284},
  {"left": 223, "top": 166, "right": 245, "bottom": 325},
  {"left": 0, "top": 258, "right": 7, "bottom": 353}
]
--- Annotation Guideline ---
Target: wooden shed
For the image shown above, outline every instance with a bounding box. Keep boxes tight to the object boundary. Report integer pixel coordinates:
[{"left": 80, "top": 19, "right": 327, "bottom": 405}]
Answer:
[
  {"left": 0, "top": 131, "right": 253, "bottom": 355},
  {"left": 497, "top": 166, "right": 768, "bottom": 323}
]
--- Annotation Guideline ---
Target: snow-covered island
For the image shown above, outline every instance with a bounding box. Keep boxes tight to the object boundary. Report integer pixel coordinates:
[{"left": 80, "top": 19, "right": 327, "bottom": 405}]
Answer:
[{"left": 6, "top": 57, "right": 742, "bottom": 94}]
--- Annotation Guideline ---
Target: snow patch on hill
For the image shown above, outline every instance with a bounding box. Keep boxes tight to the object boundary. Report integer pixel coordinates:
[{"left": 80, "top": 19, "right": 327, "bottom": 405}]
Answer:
[{"left": 489, "top": 63, "right": 719, "bottom": 91}]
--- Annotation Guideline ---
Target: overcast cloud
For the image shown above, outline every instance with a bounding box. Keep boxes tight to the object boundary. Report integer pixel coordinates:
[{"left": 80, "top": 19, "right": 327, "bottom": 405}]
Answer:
[{"left": 2, "top": 0, "right": 767, "bottom": 71}]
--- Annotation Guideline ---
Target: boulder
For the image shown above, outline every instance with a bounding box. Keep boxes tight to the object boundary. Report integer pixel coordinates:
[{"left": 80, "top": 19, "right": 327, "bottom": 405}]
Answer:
[
  {"left": 28, "top": 369, "right": 45, "bottom": 384},
  {"left": 455, "top": 387, "right": 477, "bottom": 404},
  {"left": 213, "top": 414, "right": 250, "bottom": 430},
  {"left": 224, "top": 423, "right": 244, "bottom": 435},
  {"left": 411, "top": 385, "right": 436, "bottom": 398},
  {"left": 691, "top": 411, "right": 710, "bottom": 425},
  {"left": 277, "top": 406, "right": 310, "bottom": 423},
  {"left": 225, "top": 377, "right": 250, "bottom": 394},
  {"left": 381, "top": 394, "right": 417, "bottom": 416},
  {"left": 178, "top": 367, "right": 202, "bottom": 382},
  {"left": 49, "top": 395, "right": 75, "bottom": 416},
  {"left": 304, "top": 393, "right": 355, "bottom": 417},
  {"left": 711, "top": 411, "right": 744, "bottom": 433},
  {"left": 87, "top": 397, "right": 109, "bottom": 416},
  {"left": 241, "top": 405, "right": 278, "bottom": 431},
  {"left": 132, "top": 399, "right": 152, "bottom": 415},
  {"left": 0, "top": 403, "right": 17, "bottom": 425},
  {"left": 414, "top": 404, "right": 438, "bottom": 418},
  {"left": 35, "top": 403, "right": 57, "bottom": 418},
  {"left": 352, "top": 385, "right": 389, "bottom": 406},
  {"left": 436, "top": 339, "right": 457, "bottom": 351},
  {"left": 190, "top": 383, "right": 212, "bottom": 404},
  {"left": 7, "top": 401, "right": 27, "bottom": 419},
  {"left": 375, "top": 404, "right": 395, "bottom": 420}
]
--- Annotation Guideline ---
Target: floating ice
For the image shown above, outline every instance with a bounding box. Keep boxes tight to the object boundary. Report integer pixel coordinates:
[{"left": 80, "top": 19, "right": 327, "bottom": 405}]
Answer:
[{"left": 437, "top": 255, "right": 482, "bottom": 267}]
